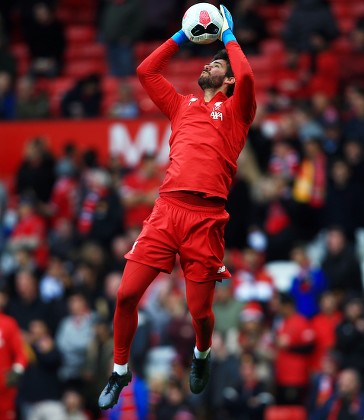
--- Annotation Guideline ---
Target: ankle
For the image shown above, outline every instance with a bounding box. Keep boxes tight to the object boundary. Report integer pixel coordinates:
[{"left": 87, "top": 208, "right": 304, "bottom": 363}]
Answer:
[{"left": 113, "top": 363, "right": 128, "bottom": 376}]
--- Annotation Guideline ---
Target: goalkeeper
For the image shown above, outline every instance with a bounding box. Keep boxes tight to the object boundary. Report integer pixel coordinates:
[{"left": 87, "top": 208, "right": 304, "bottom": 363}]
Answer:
[{"left": 99, "top": 4, "right": 256, "bottom": 410}]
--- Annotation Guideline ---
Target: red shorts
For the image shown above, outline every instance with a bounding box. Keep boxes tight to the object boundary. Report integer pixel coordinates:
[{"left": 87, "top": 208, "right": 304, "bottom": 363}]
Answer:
[{"left": 125, "top": 196, "right": 231, "bottom": 282}]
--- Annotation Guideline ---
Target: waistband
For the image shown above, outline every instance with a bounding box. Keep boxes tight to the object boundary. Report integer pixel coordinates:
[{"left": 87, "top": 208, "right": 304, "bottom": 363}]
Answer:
[{"left": 160, "top": 191, "right": 226, "bottom": 208}]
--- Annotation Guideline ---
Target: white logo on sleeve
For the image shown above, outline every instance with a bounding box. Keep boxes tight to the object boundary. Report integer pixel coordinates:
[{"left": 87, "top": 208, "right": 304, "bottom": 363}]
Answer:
[
  {"left": 130, "top": 240, "right": 138, "bottom": 254},
  {"left": 217, "top": 265, "right": 226, "bottom": 274},
  {"left": 188, "top": 97, "right": 198, "bottom": 106}
]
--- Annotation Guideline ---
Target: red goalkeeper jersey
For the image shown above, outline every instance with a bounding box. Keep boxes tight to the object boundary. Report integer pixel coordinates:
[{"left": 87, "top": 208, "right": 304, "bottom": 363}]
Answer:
[{"left": 137, "top": 39, "right": 256, "bottom": 200}]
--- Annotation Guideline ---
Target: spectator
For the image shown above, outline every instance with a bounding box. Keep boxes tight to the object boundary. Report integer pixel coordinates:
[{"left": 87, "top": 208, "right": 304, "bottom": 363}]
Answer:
[
  {"left": 120, "top": 152, "right": 161, "bottom": 230},
  {"left": 77, "top": 169, "right": 123, "bottom": 248},
  {"left": 24, "top": 2, "right": 65, "bottom": 78},
  {"left": 324, "top": 159, "right": 364, "bottom": 241},
  {"left": 6, "top": 269, "right": 50, "bottom": 332},
  {"left": 83, "top": 318, "right": 113, "bottom": 417},
  {"left": 212, "top": 279, "right": 242, "bottom": 339},
  {"left": 8, "top": 195, "right": 49, "bottom": 270},
  {"left": 108, "top": 81, "right": 139, "bottom": 119},
  {"left": 234, "top": 0, "right": 267, "bottom": 55},
  {"left": 55, "top": 290, "right": 96, "bottom": 389},
  {"left": 335, "top": 297, "right": 364, "bottom": 381},
  {"left": 321, "top": 226, "right": 363, "bottom": 297},
  {"left": 15, "top": 137, "right": 56, "bottom": 204},
  {"left": 0, "top": 71, "right": 15, "bottom": 119},
  {"left": 316, "top": 368, "right": 364, "bottom": 419},
  {"left": 18, "top": 319, "right": 63, "bottom": 420},
  {"left": 59, "top": 389, "right": 89, "bottom": 420},
  {"left": 310, "top": 291, "right": 342, "bottom": 374},
  {"left": 0, "top": 180, "right": 7, "bottom": 252},
  {"left": 15, "top": 76, "right": 49, "bottom": 120},
  {"left": 232, "top": 247, "right": 275, "bottom": 307},
  {"left": 344, "top": 86, "right": 364, "bottom": 145},
  {"left": 289, "top": 243, "right": 328, "bottom": 319},
  {"left": 274, "top": 293, "right": 315, "bottom": 406},
  {"left": 0, "top": 286, "right": 28, "bottom": 420},
  {"left": 0, "top": 29, "right": 16, "bottom": 80},
  {"left": 307, "top": 350, "right": 340, "bottom": 419},
  {"left": 194, "top": 331, "right": 241, "bottom": 420},
  {"left": 99, "top": 0, "right": 144, "bottom": 77},
  {"left": 292, "top": 137, "right": 326, "bottom": 240},
  {"left": 343, "top": 139, "right": 364, "bottom": 190},
  {"left": 61, "top": 74, "right": 102, "bottom": 119},
  {"left": 282, "top": 0, "right": 339, "bottom": 52},
  {"left": 268, "top": 140, "right": 299, "bottom": 182},
  {"left": 223, "top": 353, "right": 273, "bottom": 420}
]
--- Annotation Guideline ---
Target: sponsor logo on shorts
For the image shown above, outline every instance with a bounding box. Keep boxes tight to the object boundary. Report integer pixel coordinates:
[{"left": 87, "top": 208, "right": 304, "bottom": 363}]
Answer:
[
  {"left": 130, "top": 240, "right": 138, "bottom": 254},
  {"left": 217, "top": 265, "right": 226, "bottom": 274}
]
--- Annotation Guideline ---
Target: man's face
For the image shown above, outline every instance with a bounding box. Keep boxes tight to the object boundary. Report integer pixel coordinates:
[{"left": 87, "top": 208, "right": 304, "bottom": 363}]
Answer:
[{"left": 198, "top": 59, "right": 228, "bottom": 91}]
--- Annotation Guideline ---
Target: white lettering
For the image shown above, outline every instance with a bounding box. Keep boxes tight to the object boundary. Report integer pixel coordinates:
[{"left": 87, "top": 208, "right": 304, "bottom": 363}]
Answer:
[{"left": 210, "top": 111, "right": 223, "bottom": 120}]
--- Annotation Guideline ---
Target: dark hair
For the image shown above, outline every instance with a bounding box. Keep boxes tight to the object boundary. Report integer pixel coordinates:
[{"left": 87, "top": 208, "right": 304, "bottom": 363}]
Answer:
[{"left": 213, "top": 49, "right": 235, "bottom": 97}]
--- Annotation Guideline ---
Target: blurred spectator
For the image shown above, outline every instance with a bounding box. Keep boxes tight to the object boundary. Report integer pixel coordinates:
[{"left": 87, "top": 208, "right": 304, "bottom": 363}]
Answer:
[
  {"left": 99, "top": 0, "right": 144, "bottom": 77},
  {"left": 316, "top": 368, "right": 364, "bottom": 419},
  {"left": 324, "top": 159, "right": 364, "bottom": 241},
  {"left": 0, "top": 28, "right": 16, "bottom": 80},
  {"left": 268, "top": 140, "right": 299, "bottom": 182},
  {"left": 39, "top": 255, "right": 71, "bottom": 304},
  {"left": 61, "top": 74, "right": 102, "bottom": 119},
  {"left": 59, "top": 388, "right": 88, "bottom": 420},
  {"left": 15, "top": 137, "right": 56, "bottom": 203},
  {"left": 310, "top": 291, "right": 342, "bottom": 374},
  {"left": 321, "top": 226, "right": 363, "bottom": 296},
  {"left": 289, "top": 243, "right": 327, "bottom": 319},
  {"left": 83, "top": 317, "right": 113, "bottom": 417},
  {"left": 238, "top": 301, "right": 275, "bottom": 387},
  {"left": 212, "top": 280, "right": 242, "bottom": 339},
  {"left": 335, "top": 297, "right": 364, "bottom": 381},
  {"left": 18, "top": 319, "right": 63, "bottom": 420},
  {"left": 6, "top": 269, "right": 50, "bottom": 332},
  {"left": 307, "top": 350, "right": 340, "bottom": 419},
  {"left": 344, "top": 86, "right": 364, "bottom": 145},
  {"left": 143, "top": 0, "right": 181, "bottom": 40},
  {"left": 120, "top": 152, "right": 161, "bottom": 230},
  {"left": 343, "top": 139, "right": 364, "bottom": 189},
  {"left": 292, "top": 137, "right": 326, "bottom": 240},
  {"left": 234, "top": 0, "right": 267, "bottom": 55},
  {"left": 24, "top": 2, "right": 65, "bottom": 78},
  {"left": 0, "top": 180, "right": 7, "bottom": 252},
  {"left": 8, "top": 195, "right": 48, "bottom": 270},
  {"left": 108, "top": 81, "right": 139, "bottom": 119},
  {"left": 77, "top": 169, "right": 123, "bottom": 248},
  {"left": 15, "top": 76, "right": 49, "bottom": 120},
  {"left": 0, "top": 286, "right": 28, "bottom": 420},
  {"left": 222, "top": 353, "right": 273, "bottom": 420},
  {"left": 0, "top": 71, "right": 15, "bottom": 119},
  {"left": 274, "top": 293, "right": 315, "bottom": 406},
  {"left": 55, "top": 290, "right": 96, "bottom": 389},
  {"left": 232, "top": 247, "right": 275, "bottom": 307},
  {"left": 154, "top": 378, "right": 195, "bottom": 420},
  {"left": 282, "top": 0, "right": 339, "bottom": 52},
  {"left": 194, "top": 331, "right": 241, "bottom": 420}
]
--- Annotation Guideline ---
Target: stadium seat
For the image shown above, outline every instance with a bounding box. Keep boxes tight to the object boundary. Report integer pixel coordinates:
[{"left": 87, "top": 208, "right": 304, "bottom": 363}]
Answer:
[
  {"left": 65, "top": 43, "right": 105, "bottom": 61},
  {"left": 265, "top": 405, "right": 307, "bottom": 420},
  {"left": 134, "top": 41, "right": 163, "bottom": 64},
  {"left": 46, "top": 77, "right": 74, "bottom": 116},
  {"left": 65, "top": 26, "right": 96, "bottom": 45},
  {"left": 261, "top": 39, "right": 285, "bottom": 56},
  {"left": 63, "top": 59, "right": 107, "bottom": 78}
]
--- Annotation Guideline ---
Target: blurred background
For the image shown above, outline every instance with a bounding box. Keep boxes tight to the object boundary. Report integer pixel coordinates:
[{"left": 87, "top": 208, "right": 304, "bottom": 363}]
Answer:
[{"left": 1, "top": 0, "right": 364, "bottom": 419}]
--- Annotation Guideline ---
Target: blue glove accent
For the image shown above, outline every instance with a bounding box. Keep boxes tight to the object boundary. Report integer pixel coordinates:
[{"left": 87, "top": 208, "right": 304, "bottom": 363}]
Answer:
[
  {"left": 172, "top": 29, "right": 188, "bottom": 46},
  {"left": 221, "top": 4, "right": 234, "bottom": 33},
  {"left": 222, "top": 29, "right": 236, "bottom": 45}
]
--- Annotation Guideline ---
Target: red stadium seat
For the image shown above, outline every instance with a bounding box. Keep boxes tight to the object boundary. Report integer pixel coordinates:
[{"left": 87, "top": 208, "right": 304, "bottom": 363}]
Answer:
[
  {"left": 65, "top": 43, "right": 106, "bottom": 61},
  {"left": 65, "top": 26, "right": 96, "bottom": 45},
  {"left": 265, "top": 406, "right": 307, "bottom": 420},
  {"left": 102, "top": 77, "right": 121, "bottom": 95},
  {"left": 63, "top": 59, "right": 107, "bottom": 78},
  {"left": 266, "top": 19, "right": 285, "bottom": 38},
  {"left": 261, "top": 39, "right": 285, "bottom": 56},
  {"left": 46, "top": 77, "right": 74, "bottom": 116},
  {"left": 134, "top": 41, "right": 163, "bottom": 64}
]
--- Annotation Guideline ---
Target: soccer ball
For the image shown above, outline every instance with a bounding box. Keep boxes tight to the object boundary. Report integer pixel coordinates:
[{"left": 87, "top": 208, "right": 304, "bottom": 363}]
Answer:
[{"left": 182, "top": 3, "right": 223, "bottom": 45}]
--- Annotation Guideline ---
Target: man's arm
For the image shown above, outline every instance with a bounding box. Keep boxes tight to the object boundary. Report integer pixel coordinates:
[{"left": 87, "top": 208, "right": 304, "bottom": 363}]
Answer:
[
  {"left": 136, "top": 39, "right": 184, "bottom": 120},
  {"left": 220, "top": 5, "right": 256, "bottom": 125}
]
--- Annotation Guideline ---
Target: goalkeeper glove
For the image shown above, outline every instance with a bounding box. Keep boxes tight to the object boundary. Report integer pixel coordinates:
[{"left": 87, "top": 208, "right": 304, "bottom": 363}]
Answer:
[
  {"left": 219, "top": 4, "right": 236, "bottom": 45},
  {"left": 172, "top": 29, "right": 188, "bottom": 46}
]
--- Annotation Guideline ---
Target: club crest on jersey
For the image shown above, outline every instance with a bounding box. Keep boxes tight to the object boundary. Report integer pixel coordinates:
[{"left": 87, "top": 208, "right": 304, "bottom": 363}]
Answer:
[
  {"left": 188, "top": 97, "right": 198, "bottom": 106},
  {"left": 210, "top": 102, "right": 223, "bottom": 120}
]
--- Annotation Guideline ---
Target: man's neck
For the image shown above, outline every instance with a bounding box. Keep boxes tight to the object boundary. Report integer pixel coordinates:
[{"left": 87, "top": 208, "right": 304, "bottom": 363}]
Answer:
[{"left": 203, "top": 88, "right": 225, "bottom": 103}]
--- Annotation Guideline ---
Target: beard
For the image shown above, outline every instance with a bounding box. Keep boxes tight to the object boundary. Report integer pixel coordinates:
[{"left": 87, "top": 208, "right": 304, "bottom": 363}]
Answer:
[{"left": 198, "top": 72, "right": 225, "bottom": 91}]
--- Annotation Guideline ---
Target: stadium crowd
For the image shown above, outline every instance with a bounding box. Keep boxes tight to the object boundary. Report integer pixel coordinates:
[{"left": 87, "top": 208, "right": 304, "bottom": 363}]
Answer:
[{"left": 1, "top": 0, "right": 364, "bottom": 419}]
